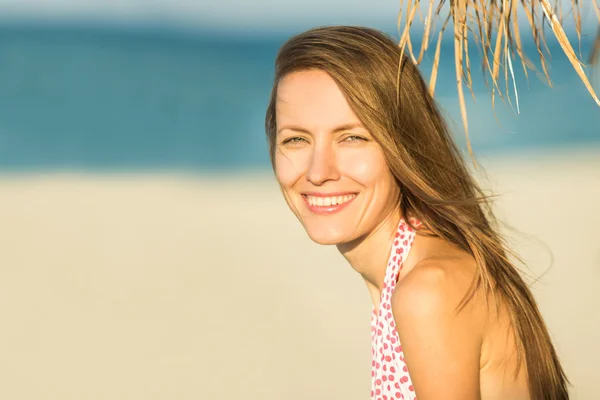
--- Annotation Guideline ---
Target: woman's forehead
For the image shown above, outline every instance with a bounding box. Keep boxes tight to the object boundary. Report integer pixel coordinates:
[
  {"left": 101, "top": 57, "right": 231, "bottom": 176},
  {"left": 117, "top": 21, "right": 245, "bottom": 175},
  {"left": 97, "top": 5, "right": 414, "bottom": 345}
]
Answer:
[{"left": 275, "top": 71, "right": 358, "bottom": 128}]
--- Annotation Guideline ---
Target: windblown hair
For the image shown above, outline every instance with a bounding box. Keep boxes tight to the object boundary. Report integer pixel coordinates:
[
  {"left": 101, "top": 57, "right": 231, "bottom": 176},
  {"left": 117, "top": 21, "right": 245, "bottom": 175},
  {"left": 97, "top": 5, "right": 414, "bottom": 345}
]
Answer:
[{"left": 265, "top": 26, "right": 568, "bottom": 399}]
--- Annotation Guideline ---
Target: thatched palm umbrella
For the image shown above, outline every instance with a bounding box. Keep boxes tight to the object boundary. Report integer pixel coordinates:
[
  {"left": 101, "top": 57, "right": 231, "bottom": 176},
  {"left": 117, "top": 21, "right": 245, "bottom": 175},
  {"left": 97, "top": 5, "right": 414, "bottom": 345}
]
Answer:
[{"left": 396, "top": 0, "right": 600, "bottom": 157}]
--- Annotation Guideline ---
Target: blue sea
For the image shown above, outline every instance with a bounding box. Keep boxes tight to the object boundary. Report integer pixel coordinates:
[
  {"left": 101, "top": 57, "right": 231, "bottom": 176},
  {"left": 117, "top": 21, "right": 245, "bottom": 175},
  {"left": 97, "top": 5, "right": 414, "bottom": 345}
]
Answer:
[{"left": 0, "top": 21, "right": 598, "bottom": 172}]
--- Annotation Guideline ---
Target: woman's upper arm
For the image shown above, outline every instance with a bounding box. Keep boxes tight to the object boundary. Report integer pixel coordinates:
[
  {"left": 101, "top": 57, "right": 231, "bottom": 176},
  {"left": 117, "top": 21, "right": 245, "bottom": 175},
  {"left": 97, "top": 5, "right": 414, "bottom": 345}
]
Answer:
[{"left": 392, "top": 261, "right": 484, "bottom": 400}]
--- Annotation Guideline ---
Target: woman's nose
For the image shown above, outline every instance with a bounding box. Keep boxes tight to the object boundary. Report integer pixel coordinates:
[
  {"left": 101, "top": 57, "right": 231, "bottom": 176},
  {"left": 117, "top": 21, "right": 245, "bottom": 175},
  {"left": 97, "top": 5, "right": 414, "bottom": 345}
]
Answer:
[{"left": 306, "top": 143, "right": 341, "bottom": 186}]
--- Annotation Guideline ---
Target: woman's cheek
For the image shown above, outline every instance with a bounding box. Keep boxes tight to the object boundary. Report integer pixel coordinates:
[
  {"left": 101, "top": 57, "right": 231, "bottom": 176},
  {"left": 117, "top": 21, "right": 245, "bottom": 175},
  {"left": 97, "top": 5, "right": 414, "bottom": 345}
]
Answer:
[
  {"left": 275, "top": 150, "right": 305, "bottom": 188},
  {"left": 340, "top": 149, "right": 383, "bottom": 185}
]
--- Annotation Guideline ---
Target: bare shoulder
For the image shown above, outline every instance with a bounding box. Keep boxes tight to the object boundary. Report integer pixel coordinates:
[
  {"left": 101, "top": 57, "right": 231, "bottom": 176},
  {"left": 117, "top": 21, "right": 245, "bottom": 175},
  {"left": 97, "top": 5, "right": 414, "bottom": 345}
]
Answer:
[
  {"left": 392, "top": 251, "right": 484, "bottom": 324},
  {"left": 390, "top": 250, "right": 487, "bottom": 398}
]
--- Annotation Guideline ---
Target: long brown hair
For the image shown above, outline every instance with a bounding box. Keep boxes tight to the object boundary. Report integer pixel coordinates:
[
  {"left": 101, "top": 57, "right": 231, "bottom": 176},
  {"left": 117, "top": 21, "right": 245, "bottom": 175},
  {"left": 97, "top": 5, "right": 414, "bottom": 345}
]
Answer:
[{"left": 265, "top": 26, "right": 568, "bottom": 399}]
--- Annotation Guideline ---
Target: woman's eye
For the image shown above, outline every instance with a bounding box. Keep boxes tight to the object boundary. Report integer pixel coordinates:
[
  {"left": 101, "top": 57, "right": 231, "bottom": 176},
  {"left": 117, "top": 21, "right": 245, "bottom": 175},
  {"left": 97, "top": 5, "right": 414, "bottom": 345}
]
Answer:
[
  {"left": 344, "top": 135, "right": 367, "bottom": 142},
  {"left": 282, "top": 137, "right": 308, "bottom": 145}
]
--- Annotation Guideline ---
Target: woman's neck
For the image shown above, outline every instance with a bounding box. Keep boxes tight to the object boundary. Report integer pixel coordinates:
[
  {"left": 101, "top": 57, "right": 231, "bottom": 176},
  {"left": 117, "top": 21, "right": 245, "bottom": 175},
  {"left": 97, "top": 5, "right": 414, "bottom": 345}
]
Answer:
[{"left": 337, "top": 209, "right": 402, "bottom": 300}]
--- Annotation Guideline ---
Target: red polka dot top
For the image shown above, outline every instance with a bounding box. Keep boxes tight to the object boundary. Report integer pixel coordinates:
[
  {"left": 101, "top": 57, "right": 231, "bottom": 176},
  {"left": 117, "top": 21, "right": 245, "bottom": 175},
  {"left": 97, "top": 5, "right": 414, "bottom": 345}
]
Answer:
[{"left": 370, "top": 217, "right": 420, "bottom": 400}]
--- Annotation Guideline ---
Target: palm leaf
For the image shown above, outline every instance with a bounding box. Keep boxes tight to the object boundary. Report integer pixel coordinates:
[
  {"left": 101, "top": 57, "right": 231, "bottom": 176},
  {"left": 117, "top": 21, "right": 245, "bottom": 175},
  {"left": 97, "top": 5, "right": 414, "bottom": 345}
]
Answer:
[{"left": 396, "top": 0, "right": 600, "bottom": 159}]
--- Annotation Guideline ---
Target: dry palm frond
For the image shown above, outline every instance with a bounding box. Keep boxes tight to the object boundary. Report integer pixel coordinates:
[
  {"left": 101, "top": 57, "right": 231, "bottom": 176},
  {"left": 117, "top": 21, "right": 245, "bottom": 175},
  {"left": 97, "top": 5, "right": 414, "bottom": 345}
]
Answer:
[
  {"left": 590, "top": 2, "right": 600, "bottom": 63},
  {"left": 396, "top": 0, "right": 600, "bottom": 161},
  {"left": 591, "top": 26, "right": 600, "bottom": 63}
]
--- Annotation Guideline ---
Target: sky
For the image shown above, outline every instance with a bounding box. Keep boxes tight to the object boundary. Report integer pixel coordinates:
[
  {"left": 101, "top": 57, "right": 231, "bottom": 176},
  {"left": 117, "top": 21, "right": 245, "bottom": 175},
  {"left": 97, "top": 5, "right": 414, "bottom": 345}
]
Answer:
[
  {"left": 0, "top": 0, "right": 596, "bottom": 38},
  {"left": 0, "top": 0, "right": 398, "bottom": 30}
]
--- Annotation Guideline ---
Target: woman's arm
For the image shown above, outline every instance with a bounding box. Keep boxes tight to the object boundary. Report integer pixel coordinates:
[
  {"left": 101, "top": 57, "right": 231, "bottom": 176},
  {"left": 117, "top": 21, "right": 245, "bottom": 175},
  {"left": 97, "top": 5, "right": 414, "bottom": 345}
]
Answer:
[{"left": 392, "top": 260, "right": 485, "bottom": 400}]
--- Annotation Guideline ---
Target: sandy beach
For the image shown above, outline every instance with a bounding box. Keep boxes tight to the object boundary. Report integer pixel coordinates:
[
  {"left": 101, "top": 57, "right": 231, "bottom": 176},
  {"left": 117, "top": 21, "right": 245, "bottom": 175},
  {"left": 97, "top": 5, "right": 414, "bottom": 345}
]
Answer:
[{"left": 0, "top": 147, "right": 598, "bottom": 399}]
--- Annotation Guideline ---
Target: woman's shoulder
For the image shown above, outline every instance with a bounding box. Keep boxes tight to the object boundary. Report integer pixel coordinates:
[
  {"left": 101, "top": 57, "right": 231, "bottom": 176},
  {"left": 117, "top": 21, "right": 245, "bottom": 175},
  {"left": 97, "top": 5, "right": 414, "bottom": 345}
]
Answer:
[
  {"left": 392, "top": 250, "right": 486, "bottom": 330},
  {"left": 393, "top": 232, "right": 484, "bottom": 323},
  {"left": 389, "top": 240, "right": 488, "bottom": 397},
  {"left": 391, "top": 236, "right": 528, "bottom": 397}
]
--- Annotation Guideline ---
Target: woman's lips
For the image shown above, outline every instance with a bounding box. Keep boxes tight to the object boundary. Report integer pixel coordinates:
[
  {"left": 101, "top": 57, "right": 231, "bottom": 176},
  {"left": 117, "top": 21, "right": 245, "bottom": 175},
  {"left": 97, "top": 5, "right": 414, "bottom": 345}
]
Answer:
[{"left": 302, "top": 193, "right": 357, "bottom": 214}]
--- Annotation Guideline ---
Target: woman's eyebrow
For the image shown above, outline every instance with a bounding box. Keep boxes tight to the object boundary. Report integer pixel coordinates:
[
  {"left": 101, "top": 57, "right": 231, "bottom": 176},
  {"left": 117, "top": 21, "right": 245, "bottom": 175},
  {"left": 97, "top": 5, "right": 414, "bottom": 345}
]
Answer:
[{"left": 277, "top": 122, "right": 365, "bottom": 134}]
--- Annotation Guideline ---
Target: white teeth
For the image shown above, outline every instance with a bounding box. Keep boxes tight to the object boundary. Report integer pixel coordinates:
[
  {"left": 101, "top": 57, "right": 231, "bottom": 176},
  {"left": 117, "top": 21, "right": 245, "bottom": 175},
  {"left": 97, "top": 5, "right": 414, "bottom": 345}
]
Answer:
[{"left": 305, "top": 194, "right": 356, "bottom": 207}]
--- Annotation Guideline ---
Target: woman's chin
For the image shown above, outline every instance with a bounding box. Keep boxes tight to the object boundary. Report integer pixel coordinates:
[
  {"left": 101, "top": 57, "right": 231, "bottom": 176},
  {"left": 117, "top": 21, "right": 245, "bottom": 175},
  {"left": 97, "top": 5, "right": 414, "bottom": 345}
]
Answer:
[{"left": 304, "top": 227, "right": 351, "bottom": 246}]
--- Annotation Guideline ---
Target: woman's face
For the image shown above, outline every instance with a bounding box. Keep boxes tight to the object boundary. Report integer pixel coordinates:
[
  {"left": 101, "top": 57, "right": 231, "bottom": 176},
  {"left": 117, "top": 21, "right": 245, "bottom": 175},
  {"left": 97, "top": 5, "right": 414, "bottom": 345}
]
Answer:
[{"left": 274, "top": 69, "right": 400, "bottom": 245}]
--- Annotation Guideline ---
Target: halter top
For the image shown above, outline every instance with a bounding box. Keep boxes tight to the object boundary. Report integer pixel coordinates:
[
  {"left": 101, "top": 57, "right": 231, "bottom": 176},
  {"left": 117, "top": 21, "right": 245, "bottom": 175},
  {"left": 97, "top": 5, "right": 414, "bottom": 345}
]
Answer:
[{"left": 370, "top": 218, "right": 419, "bottom": 400}]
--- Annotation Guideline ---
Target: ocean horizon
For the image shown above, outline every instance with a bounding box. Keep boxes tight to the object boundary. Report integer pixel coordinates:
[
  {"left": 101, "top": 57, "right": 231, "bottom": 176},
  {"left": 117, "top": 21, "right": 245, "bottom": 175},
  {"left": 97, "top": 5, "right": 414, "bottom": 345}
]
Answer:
[{"left": 0, "top": 20, "right": 598, "bottom": 173}]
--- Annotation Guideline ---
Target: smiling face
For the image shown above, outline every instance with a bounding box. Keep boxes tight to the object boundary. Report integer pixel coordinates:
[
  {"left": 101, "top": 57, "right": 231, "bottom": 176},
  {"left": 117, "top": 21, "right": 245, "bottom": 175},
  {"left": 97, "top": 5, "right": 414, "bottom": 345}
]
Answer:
[{"left": 274, "top": 69, "right": 401, "bottom": 245}]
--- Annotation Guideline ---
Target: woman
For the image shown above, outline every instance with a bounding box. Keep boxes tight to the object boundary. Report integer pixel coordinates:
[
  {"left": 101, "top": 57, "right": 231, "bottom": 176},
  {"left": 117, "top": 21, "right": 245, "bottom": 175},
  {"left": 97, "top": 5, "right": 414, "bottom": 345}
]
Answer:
[{"left": 264, "top": 26, "right": 568, "bottom": 400}]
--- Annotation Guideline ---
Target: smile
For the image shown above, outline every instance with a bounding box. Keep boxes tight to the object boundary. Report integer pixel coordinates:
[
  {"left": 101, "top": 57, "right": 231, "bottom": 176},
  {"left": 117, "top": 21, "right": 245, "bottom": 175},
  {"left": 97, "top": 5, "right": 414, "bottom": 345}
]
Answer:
[{"left": 302, "top": 193, "right": 357, "bottom": 214}]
